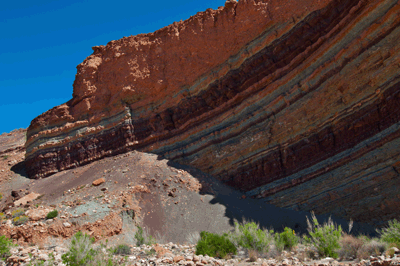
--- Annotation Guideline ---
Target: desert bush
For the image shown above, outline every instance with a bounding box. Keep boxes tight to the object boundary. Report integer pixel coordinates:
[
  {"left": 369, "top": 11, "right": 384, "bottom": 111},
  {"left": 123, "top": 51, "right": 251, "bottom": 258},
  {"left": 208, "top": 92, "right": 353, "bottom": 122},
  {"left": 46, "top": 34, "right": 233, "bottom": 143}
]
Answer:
[
  {"left": 196, "top": 231, "right": 237, "bottom": 258},
  {"left": 274, "top": 227, "right": 299, "bottom": 251},
  {"left": 303, "top": 212, "right": 342, "bottom": 258},
  {"left": 227, "top": 219, "right": 273, "bottom": 253},
  {"left": 46, "top": 209, "right": 58, "bottom": 219},
  {"left": 378, "top": 219, "right": 400, "bottom": 248},
  {"left": 13, "top": 215, "right": 29, "bottom": 226},
  {"left": 134, "top": 226, "right": 156, "bottom": 246},
  {"left": 338, "top": 233, "right": 364, "bottom": 259},
  {"left": 356, "top": 239, "right": 387, "bottom": 259},
  {"left": 62, "top": 231, "right": 97, "bottom": 266},
  {"left": 11, "top": 209, "right": 25, "bottom": 218},
  {"left": 0, "top": 235, "right": 14, "bottom": 261},
  {"left": 62, "top": 231, "right": 117, "bottom": 266},
  {"left": 112, "top": 244, "right": 131, "bottom": 255}
]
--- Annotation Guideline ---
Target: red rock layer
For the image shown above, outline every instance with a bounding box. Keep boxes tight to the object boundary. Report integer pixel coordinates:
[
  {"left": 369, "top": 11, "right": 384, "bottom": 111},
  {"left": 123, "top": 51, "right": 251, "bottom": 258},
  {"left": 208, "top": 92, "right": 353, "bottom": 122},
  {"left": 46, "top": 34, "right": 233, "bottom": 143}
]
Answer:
[{"left": 26, "top": 0, "right": 400, "bottom": 225}]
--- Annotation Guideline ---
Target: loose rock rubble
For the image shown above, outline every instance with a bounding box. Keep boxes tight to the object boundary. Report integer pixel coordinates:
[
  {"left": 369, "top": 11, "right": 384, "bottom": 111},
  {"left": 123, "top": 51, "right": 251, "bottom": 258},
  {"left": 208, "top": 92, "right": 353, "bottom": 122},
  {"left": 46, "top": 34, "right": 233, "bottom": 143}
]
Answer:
[{"left": 3, "top": 243, "right": 400, "bottom": 266}]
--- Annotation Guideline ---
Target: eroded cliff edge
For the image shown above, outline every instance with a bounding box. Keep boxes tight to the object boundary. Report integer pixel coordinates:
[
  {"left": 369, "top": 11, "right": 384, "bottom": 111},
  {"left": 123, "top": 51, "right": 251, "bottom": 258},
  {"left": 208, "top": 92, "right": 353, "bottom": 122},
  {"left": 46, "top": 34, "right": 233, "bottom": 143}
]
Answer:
[{"left": 26, "top": 0, "right": 400, "bottom": 225}]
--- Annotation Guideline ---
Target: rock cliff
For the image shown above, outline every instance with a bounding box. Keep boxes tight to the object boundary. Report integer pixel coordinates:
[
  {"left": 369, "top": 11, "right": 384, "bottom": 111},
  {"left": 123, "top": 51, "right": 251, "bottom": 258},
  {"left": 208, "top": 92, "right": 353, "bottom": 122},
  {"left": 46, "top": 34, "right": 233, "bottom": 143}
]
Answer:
[{"left": 26, "top": 0, "right": 400, "bottom": 225}]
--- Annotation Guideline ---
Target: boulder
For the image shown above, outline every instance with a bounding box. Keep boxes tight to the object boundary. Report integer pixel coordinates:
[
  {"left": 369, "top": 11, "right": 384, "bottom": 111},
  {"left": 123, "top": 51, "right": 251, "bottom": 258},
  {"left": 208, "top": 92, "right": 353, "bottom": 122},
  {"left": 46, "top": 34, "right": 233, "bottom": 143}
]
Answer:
[{"left": 25, "top": 208, "right": 52, "bottom": 221}]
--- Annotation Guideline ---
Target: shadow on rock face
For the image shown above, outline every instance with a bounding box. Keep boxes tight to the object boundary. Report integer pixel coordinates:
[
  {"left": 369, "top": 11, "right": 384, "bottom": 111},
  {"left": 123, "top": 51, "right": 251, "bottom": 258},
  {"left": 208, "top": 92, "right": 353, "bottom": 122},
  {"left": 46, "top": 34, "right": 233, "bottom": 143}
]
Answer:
[
  {"left": 164, "top": 159, "right": 378, "bottom": 239},
  {"left": 10, "top": 161, "right": 29, "bottom": 179}
]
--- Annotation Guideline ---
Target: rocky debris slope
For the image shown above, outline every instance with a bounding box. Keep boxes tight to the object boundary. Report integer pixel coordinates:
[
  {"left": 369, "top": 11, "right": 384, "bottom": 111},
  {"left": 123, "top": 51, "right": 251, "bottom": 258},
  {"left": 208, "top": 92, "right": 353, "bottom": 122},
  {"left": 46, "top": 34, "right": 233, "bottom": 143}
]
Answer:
[
  {"left": 4, "top": 243, "right": 400, "bottom": 266},
  {"left": 25, "top": 0, "right": 400, "bottom": 226}
]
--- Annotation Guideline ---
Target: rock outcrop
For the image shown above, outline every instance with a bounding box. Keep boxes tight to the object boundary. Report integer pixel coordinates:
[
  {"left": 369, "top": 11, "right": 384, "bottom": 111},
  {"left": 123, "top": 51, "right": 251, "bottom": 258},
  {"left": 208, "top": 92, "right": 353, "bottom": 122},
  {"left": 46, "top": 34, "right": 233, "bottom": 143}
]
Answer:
[{"left": 26, "top": 0, "right": 400, "bottom": 225}]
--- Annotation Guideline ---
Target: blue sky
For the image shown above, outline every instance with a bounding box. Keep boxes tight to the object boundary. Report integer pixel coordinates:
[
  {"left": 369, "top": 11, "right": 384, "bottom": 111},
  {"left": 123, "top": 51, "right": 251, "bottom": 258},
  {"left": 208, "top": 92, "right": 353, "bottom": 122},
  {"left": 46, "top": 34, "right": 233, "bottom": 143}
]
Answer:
[{"left": 0, "top": 0, "right": 224, "bottom": 134}]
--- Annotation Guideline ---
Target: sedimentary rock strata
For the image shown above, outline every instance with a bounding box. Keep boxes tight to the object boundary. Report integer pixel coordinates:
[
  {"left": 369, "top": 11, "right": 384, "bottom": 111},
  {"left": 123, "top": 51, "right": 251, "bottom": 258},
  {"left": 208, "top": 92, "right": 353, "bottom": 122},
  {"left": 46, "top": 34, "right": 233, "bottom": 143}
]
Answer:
[{"left": 26, "top": 0, "right": 400, "bottom": 225}]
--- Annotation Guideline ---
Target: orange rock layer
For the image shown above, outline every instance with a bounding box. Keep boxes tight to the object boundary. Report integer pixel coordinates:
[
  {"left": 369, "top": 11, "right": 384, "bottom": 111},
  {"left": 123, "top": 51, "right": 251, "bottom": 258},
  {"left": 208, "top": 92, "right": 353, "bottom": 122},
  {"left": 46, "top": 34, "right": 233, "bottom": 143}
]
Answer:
[{"left": 26, "top": 0, "right": 400, "bottom": 225}]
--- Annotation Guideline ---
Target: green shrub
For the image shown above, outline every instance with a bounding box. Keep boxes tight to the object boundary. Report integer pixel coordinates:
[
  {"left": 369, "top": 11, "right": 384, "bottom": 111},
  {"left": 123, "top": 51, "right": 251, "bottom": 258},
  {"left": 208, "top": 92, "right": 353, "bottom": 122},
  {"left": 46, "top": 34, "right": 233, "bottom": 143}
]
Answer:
[
  {"left": 196, "top": 231, "right": 237, "bottom": 258},
  {"left": 112, "top": 244, "right": 131, "bottom": 255},
  {"left": 227, "top": 220, "right": 273, "bottom": 253},
  {"left": 13, "top": 215, "right": 29, "bottom": 226},
  {"left": 46, "top": 209, "right": 58, "bottom": 219},
  {"left": 134, "top": 226, "right": 155, "bottom": 246},
  {"left": 11, "top": 209, "right": 25, "bottom": 218},
  {"left": 303, "top": 212, "right": 342, "bottom": 258},
  {"left": 0, "top": 212, "right": 5, "bottom": 221},
  {"left": 0, "top": 235, "right": 14, "bottom": 261},
  {"left": 0, "top": 192, "right": 2, "bottom": 201},
  {"left": 274, "top": 227, "right": 299, "bottom": 251},
  {"left": 378, "top": 219, "right": 400, "bottom": 248},
  {"left": 62, "top": 231, "right": 115, "bottom": 266}
]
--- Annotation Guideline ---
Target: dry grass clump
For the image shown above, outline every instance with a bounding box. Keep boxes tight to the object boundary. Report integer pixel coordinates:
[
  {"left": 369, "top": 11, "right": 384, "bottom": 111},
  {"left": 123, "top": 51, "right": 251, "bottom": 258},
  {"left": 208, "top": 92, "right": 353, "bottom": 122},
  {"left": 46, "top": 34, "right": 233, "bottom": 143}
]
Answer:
[
  {"left": 338, "top": 234, "right": 364, "bottom": 259},
  {"left": 356, "top": 239, "right": 387, "bottom": 259},
  {"left": 248, "top": 249, "right": 259, "bottom": 262}
]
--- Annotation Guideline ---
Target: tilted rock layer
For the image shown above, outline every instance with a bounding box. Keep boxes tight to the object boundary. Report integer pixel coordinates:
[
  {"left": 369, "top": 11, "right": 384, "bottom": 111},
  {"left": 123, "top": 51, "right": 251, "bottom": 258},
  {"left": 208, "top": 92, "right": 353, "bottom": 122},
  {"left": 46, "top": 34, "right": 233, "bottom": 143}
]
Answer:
[{"left": 26, "top": 0, "right": 400, "bottom": 225}]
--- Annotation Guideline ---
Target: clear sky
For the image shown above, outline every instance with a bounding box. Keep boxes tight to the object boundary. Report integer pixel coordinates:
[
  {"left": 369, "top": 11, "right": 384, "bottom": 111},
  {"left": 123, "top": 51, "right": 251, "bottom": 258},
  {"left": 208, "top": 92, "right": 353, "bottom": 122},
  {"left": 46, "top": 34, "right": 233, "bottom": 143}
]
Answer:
[{"left": 0, "top": 0, "right": 225, "bottom": 134}]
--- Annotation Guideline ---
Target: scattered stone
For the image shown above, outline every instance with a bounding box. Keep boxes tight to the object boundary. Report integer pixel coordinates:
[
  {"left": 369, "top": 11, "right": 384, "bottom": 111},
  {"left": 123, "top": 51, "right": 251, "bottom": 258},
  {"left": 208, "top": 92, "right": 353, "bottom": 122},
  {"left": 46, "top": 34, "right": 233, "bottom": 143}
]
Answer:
[
  {"left": 174, "top": 255, "right": 185, "bottom": 263},
  {"left": 63, "top": 222, "right": 71, "bottom": 228},
  {"left": 11, "top": 190, "right": 20, "bottom": 198},
  {"left": 92, "top": 178, "right": 105, "bottom": 186},
  {"left": 38, "top": 253, "right": 49, "bottom": 261}
]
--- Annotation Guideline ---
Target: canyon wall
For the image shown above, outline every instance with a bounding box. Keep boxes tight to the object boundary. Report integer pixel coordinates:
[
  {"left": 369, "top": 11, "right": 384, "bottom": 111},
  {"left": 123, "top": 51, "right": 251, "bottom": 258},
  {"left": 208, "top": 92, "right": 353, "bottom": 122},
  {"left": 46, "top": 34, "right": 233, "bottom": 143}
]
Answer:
[{"left": 26, "top": 0, "right": 400, "bottom": 225}]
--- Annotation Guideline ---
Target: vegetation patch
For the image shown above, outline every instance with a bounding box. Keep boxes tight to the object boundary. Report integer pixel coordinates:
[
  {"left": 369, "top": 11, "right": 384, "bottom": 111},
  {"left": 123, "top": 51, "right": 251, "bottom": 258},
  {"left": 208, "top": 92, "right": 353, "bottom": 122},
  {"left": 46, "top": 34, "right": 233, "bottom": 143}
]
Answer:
[
  {"left": 11, "top": 209, "right": 25, "bottom": 218},
  {"left": 111, "top": 244, "right": 131, "bottom": 256},
  {"left": 0, "top": 236, "right": 14, "bottom": 262},
  {"left": 274, "top": 227, "right": 299, "bottom": 252},
  {"left": 196, "top": 231, "right": 237, "bottom": 259},
  {"left": 303, "top": 212, "right": 342, "bottom": 258},
  {"left": 46, "top": 209, "right": 58, "bottom": 219},
  {"left": 135, "top": 226, "right": 156, "bottom": 246},
  {"left": 378, "top": 219, "right": 400, "bottom": 248},
  {"left": 227, "top": 220, "right": 273, "bottom": 254},
  {"left": 13, "top": 215, "right": 29, "bottom": 226}
]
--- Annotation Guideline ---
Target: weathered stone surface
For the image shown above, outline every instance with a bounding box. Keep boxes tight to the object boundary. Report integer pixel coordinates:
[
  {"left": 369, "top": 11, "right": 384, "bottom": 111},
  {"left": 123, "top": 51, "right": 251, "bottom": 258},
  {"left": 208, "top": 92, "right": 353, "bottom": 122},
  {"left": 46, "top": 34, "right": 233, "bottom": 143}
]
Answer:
[
  {"left": 25, "top": 0, "right": 400, "bottom": 225},
  {"left": 25, "top": 208, "right": 53, "bottom": 221},
  {"left": 14, "top": 193, "right": 41, "bottom": 206}
]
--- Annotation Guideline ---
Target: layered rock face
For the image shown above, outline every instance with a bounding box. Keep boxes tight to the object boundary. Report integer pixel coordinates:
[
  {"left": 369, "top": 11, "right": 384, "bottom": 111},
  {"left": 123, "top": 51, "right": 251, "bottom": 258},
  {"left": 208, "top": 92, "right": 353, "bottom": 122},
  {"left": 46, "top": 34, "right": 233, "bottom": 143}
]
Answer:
[{"left": 26, "top": 0, "right": 400, "bottom": 225}]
